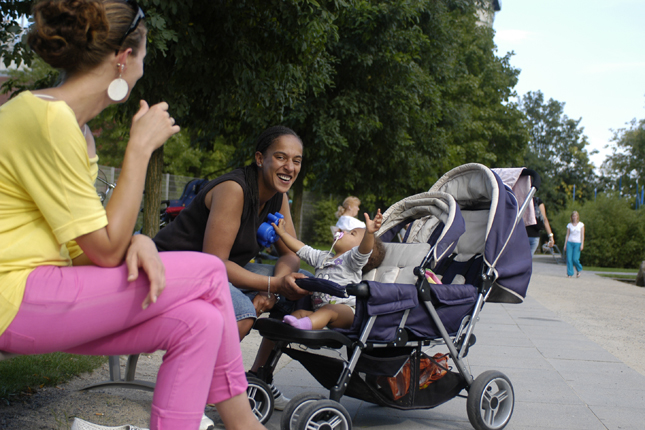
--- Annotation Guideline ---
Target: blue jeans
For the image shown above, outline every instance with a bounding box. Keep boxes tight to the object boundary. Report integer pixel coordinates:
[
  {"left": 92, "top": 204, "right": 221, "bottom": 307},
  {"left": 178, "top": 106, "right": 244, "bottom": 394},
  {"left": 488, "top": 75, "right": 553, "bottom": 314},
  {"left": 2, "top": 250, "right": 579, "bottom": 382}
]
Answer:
[
  {"left": 566, "top": 242, "right": 582, "bottom": 276},
  {"left": 230, "top": 263, "right": 311, "bottom": 321},
  {"left": 528, "top": 237, "right": 540, "bottom": 255}
]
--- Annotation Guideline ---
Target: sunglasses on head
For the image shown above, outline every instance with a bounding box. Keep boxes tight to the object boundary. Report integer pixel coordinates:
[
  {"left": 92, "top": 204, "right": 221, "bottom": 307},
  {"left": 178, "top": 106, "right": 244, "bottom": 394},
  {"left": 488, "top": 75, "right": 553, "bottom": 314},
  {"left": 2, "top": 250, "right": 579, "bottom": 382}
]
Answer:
[{"left": 115, "top": 0, "right": 145, "bottom": 54}]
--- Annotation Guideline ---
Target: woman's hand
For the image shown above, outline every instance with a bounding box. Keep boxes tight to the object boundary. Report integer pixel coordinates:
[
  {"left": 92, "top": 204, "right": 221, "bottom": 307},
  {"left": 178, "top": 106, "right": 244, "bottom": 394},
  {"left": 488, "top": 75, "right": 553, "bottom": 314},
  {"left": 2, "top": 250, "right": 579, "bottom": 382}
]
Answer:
[
  {"left": 129, "top": 100, "right": 180, "bottom": 156},
  {"left": 253, "top": 292, "right": 277, "bottom": 316},
  {"left": 276, "top": 272, "right": 310, "bottom": 301},
  {"left": 125, "top": 235, "right": 166, "bottom": 309}
]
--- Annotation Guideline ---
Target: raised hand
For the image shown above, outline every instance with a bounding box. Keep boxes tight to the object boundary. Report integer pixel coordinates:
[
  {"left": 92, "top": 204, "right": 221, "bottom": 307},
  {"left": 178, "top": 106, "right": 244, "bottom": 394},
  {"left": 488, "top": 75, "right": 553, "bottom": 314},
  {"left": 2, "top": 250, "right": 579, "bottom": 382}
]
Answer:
[
  {"left": 129, "top": 100, "right": 180, "bottom": 156},
  {"left": 364, "top": 209, "right": 383, "bottom": 234}
]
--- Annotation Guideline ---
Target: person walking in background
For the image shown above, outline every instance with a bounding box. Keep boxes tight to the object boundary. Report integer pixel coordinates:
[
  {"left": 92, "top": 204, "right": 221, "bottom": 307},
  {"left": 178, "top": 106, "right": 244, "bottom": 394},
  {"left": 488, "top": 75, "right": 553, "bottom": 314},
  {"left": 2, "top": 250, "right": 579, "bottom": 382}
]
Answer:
[
  {"left": 564, "top": 211, "right": 585, "bottom": 278},
  {"left": 527, "top": 196, "right": 555, "bottom": 255},
  {"left": 335, "top": 196, "right": 366, "bottom": 232}
]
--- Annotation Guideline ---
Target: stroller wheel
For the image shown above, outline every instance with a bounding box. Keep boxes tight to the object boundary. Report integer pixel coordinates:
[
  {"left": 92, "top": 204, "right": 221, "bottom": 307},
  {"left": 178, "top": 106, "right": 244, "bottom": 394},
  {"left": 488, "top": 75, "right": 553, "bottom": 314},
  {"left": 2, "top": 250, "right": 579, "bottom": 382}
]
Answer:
[
  {"left": 467, "top": 370, "right": 514, "bottom": 430},
  {"left": 246, "top": 376, "right": 274, "bottom": 424},
  {"left": 294, "top": 399, "right": 351, "bottom": 430},
  {"left": 280, "top": 392, "right": 327, "bottom": 430}
]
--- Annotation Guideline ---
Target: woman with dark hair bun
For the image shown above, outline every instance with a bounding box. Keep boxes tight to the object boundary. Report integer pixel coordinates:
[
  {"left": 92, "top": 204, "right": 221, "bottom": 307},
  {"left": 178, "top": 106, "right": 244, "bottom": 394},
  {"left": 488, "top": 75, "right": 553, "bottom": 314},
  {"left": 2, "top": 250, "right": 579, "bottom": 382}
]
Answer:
[{"left": 0, "top": 1, "right": 264, "bottom": 429}]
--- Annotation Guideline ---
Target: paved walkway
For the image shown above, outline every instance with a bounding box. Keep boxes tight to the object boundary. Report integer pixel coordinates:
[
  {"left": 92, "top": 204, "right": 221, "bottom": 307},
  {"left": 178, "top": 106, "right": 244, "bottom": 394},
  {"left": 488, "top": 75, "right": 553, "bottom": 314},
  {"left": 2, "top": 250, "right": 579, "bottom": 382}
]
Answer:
[{"left": 238, "top": 255, "right": 645, "bottom": 430}]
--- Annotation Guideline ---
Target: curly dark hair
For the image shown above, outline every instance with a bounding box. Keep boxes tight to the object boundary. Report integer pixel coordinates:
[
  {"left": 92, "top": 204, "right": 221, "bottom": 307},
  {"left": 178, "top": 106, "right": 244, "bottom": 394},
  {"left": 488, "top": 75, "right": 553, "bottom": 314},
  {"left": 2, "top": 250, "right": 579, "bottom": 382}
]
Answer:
[{"left": 28, "top": 0, "right": 146, "bottom": 75}]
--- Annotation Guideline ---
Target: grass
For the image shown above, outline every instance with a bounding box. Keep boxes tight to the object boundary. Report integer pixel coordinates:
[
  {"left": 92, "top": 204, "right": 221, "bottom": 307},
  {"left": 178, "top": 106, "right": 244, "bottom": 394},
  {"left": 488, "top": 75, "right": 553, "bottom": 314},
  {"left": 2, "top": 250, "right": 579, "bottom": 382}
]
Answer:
[
  {"left": 0, "top": 353, "right": 106, "bottom": 403},
  {"left": 585, "top": 266, "right": 639, "bottom": 273},
  {"left": 596, "top": 273, "right": 637, "bottom": 280}
]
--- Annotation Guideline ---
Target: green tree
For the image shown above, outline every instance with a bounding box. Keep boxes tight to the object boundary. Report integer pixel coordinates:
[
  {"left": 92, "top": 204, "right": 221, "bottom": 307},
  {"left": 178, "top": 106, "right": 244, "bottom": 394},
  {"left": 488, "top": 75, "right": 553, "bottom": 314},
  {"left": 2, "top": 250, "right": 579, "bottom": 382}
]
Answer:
[
  {"left": 602, "top": 118, "right": 645, "bottom": 202},
  {"left": 285, "top": 0, "right": 528, "bottom": 213},
  {"left": 0, "top": 1, "right": 33, "bottom": 68},
  {"left": 519, "top": 90, "right": 597, "bottom": 213}
]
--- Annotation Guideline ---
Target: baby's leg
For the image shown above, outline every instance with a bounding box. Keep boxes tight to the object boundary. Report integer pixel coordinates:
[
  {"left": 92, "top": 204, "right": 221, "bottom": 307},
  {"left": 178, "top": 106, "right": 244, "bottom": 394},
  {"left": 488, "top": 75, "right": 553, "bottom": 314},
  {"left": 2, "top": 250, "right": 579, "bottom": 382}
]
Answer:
[
  {"left": 283, "top": 305, "right": 354, "bottom": 330},
  {"left": 292, "top": 309, "right": 314, "bottom": 319},
  {"left": 313, "top": 304, "right": 354, "bottom": 329}
]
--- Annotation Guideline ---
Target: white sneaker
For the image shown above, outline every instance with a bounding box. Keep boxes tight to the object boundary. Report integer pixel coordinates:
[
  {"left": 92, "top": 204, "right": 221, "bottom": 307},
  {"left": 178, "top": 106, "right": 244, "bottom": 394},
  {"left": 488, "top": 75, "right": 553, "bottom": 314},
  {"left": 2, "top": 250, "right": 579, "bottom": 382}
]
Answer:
[
  {"left": 269, "top": 384, "right": 290, "bottom": 411},
  {"left": 200, "top": 413, "right": 215, "bottom": 430},
  {"left": 71, "top": 418, "right": 148, "bottom": 430}
]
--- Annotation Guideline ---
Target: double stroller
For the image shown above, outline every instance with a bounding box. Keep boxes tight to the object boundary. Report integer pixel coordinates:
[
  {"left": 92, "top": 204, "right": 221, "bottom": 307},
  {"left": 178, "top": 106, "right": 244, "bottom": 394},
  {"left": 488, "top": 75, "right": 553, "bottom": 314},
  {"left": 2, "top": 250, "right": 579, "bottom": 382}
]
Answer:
[{"left": 250, "top": 163, "right": 534, "bottom": 430}]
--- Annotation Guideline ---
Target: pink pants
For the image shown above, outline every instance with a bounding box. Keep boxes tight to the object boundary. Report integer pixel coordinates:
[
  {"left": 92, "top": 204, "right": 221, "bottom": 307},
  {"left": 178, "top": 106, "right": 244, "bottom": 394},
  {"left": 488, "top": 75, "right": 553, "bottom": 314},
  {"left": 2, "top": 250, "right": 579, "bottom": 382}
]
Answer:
[{"left": 0, "top": 251, "right": 246, "bottom": 430}]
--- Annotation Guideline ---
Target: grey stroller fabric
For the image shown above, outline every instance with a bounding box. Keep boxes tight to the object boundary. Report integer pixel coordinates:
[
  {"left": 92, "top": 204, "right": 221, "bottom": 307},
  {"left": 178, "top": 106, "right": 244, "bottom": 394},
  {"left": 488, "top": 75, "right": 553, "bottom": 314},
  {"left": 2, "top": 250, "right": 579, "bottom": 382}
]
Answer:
[{"left": 378, "top": 191, "right": 465, "bottom": 262}]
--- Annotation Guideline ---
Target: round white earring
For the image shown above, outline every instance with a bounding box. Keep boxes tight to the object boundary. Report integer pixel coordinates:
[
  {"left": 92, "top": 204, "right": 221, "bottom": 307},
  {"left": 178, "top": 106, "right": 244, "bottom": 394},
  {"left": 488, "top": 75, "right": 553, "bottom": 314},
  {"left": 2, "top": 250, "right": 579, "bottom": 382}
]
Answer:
[
  {"left": 258, "top": 164, "right": 263, "bottom": 167},
  {"left": 107, "top": 63, "right": 128, "bottom": 102}
]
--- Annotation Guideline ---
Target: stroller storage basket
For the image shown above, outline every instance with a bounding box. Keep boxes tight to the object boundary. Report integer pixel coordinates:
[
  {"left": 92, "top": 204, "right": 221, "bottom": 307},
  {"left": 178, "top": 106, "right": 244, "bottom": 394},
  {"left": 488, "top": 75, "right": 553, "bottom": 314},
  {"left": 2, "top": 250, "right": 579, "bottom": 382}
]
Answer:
[{"left": 283, "top": 347, "right": 466, "bottom": 410}]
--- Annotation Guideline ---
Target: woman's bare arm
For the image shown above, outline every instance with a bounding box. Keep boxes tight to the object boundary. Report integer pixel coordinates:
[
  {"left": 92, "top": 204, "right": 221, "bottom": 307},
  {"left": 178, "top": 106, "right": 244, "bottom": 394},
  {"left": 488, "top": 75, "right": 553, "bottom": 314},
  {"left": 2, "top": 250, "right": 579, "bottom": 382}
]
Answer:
[{"left": 75, "top": 101, "right": 179, "bottom": 266}]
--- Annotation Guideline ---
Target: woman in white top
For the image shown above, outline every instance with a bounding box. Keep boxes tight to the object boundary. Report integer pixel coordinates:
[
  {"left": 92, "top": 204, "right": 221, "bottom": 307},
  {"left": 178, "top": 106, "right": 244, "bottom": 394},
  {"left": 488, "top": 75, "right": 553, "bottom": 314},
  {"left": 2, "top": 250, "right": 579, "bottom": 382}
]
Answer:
[{"left": 564, "top": 211, "right": 585, "bottom": 278}]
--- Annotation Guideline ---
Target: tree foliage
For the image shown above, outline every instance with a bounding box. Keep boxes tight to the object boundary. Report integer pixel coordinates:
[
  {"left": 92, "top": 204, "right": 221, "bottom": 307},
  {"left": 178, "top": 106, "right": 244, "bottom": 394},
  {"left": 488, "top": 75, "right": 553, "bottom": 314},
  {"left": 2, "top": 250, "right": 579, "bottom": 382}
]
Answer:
[
  {"left": 0, "top": 1, "right": 33, "bottom": 68},
  {"left": 519, "top": 90, "right": 597, "bottom": 213},
  {"left": 2, "top": 0, "right": 529, "bottom": 228},
  {"left": 602, "top": 118, "right": 645, "bottom": 201},
  {"left": 285, "top": 0, "right": 528, "bottom": 212}
]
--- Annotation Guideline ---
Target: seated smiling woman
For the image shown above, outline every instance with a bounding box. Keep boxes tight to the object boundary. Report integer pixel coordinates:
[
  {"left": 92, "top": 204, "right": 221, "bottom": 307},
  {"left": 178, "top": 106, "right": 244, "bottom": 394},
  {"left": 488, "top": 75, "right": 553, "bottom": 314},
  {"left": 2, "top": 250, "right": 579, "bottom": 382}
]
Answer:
[{"left": 153, "top": 125, "right": 311, "bottom": 409}]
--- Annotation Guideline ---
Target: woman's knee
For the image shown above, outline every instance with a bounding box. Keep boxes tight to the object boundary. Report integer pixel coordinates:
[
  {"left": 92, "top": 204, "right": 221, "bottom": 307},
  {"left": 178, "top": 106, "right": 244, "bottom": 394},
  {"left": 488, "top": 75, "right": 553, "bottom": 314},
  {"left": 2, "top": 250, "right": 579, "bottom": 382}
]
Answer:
[
  {"left": 177, "top": 300, "right": 226, "bottom": 342},
  {"left": 161, "top": 252, "right": 229, "bottom": 300},
  {"left": 238, "top": 318, "right": 254, "bottom": 340},
  {"left": 161, "top": 251, "right": 227, "bottom": 282}
]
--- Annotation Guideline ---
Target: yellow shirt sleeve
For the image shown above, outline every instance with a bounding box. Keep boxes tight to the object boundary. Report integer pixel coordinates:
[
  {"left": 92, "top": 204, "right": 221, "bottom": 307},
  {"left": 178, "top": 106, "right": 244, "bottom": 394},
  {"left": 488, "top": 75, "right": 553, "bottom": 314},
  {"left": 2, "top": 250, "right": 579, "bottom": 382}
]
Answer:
[
  {"left": 14, "top": 100, "right": 107, "bottom": 245},
  {"left": 66, "top": 155, "right": 101, "bottom": 260}
]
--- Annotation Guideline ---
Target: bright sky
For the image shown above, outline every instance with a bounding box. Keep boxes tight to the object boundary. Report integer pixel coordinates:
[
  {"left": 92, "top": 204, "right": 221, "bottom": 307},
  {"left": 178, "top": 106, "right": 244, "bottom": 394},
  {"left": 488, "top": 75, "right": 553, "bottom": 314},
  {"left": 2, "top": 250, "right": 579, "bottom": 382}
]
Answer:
[{"left": 492, "top": 0, "right": 645, "bottom": 168}]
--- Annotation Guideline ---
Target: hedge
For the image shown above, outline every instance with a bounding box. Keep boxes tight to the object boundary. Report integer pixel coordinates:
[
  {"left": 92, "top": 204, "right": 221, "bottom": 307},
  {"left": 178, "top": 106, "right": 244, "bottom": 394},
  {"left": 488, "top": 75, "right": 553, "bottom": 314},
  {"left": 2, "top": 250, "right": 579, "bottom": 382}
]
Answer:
[{"left": 550, "top": 194, "right": 645, "bottom": 269}]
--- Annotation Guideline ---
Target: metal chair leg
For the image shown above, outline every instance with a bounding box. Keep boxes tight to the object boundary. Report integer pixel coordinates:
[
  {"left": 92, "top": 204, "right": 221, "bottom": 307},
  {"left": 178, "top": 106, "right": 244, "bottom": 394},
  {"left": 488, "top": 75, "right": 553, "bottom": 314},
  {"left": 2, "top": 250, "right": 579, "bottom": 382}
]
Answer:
[{"left": 81, "top": 354, "right": 155, "bottom": 392}]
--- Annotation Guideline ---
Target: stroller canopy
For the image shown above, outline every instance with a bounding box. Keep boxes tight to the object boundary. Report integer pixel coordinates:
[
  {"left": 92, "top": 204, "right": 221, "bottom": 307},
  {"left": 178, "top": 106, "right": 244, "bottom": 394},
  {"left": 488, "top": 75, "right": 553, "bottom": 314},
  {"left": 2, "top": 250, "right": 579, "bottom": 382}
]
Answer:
[
  {"left": 377, "top": 191, "right": 466, "bottom": 265},
  {"left": 430, "top": 163, "right": 532, "bottom": 303}
]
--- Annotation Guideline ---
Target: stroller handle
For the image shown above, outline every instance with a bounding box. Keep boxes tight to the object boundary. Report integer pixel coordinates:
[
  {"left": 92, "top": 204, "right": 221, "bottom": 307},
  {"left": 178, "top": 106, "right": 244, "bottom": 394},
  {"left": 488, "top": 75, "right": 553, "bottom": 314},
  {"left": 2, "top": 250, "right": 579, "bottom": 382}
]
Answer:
[{"left": 346, "top": 282, "right": 370, "bottom": 299}]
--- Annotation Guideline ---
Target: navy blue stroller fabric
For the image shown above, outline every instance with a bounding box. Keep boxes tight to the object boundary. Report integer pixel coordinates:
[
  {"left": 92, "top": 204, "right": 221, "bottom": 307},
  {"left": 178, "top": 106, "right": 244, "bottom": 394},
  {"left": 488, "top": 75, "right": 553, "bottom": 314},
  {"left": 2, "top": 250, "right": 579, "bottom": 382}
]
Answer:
[
  {"left": 295, "top": 277, "right": 348, "bottom": 298},
  {"left": 335, "top": 281, "right": 477, "bottom": 343},
  {"left": 430, "top": 163, "right": 532, "bottom": 303}
]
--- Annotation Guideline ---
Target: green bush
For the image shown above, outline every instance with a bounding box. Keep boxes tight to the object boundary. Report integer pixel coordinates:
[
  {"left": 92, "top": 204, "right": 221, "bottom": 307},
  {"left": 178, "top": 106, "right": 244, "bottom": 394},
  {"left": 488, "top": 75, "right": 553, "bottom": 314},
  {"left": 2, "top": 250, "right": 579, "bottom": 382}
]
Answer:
[
  {"left": 311, "top": 197, "right": 340, "bottom": 247},
  {"left": 550, "top": 194, "right": 645, "bottom": 269}
]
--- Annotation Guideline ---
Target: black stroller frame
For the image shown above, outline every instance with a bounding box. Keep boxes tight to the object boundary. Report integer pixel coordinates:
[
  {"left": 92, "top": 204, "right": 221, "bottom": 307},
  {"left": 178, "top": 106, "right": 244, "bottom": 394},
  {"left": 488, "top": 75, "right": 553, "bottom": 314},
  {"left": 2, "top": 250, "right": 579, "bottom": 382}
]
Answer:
[{"left": 254, "top": 164, "right": 536, "bottom": 430}]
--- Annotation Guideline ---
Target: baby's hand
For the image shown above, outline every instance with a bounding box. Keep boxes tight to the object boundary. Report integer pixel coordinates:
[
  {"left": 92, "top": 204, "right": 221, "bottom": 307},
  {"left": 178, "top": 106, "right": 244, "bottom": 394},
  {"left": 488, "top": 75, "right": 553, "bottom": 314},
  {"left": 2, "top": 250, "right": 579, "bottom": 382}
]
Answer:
[
  {"left": 365, "top": 209, "right": 383, "bottom": 234},
  {"left": 271, "top": 218, "right": 286, "bottom": 237}
]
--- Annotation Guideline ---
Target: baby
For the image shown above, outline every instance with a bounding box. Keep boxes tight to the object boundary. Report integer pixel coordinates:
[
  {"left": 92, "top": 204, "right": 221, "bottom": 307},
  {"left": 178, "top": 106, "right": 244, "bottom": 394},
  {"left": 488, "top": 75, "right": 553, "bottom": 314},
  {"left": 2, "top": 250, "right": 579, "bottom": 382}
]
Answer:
[{"left": 272, "top": 210, "right": 384, "bottom": 330}]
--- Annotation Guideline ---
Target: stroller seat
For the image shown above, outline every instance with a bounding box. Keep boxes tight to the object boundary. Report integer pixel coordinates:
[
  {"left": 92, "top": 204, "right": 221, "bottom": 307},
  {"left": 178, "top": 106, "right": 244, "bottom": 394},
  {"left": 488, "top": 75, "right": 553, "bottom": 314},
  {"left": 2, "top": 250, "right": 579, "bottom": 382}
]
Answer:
[{"left": 254, "top": 242, "right": 432, "bottom": 348}]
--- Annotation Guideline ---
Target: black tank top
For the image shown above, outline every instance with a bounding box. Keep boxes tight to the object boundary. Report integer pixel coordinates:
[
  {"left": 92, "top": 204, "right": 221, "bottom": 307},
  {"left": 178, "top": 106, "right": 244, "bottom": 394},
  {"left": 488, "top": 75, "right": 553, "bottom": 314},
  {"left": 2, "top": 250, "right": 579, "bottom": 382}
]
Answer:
[{"left": 153, "top": 168, "right": 284, "bottom": 266}]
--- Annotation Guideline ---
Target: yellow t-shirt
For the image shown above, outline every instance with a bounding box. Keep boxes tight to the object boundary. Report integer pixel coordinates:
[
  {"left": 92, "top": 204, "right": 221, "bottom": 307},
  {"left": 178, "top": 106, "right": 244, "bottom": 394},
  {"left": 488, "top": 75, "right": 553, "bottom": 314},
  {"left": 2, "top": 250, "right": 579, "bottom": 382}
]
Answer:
[
  {"left": 66, "top": 154, "right": 100, "bottom": 260},
  {"left": 0, "top": 92, "right": 108, "bottom": 335}
]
